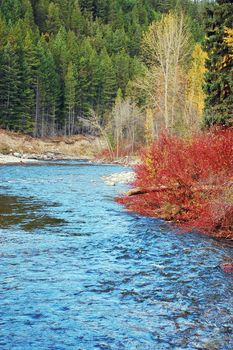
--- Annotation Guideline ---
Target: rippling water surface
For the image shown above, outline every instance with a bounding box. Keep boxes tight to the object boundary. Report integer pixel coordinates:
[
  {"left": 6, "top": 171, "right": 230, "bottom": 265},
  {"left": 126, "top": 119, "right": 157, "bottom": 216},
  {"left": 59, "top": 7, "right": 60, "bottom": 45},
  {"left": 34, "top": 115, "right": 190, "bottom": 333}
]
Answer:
[{"left": 0, "top": 162, "right": 233, "bottom": 350}]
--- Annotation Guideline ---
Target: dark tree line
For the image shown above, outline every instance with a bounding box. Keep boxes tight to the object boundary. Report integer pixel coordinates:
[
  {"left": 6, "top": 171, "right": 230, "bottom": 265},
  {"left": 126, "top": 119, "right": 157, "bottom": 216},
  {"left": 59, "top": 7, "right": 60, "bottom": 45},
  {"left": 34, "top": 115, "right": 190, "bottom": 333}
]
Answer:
[
  {"left": 0, "top": 0, "right": 218, "bottom": 136},
  {"left": 203, "top": 0, "right": 233, "bottom": 126}
]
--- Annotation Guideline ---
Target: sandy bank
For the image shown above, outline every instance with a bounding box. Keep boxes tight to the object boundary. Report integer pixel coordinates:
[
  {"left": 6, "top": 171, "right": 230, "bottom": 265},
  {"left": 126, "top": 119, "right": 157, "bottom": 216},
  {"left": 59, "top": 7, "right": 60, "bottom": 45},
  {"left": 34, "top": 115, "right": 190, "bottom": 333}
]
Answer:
[
  {"left": 0, "top": 129, "right": 106, "bottom": 161},
  {"left": 0, "top": 154, "right": 40, "bottom": 165}
]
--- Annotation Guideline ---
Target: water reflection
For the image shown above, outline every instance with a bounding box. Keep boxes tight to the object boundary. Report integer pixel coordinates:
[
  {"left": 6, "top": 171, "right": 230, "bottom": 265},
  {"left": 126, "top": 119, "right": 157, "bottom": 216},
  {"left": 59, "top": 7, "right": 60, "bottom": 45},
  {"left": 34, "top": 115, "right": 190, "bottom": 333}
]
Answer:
[{"left": 0, "top": 194, "right": 65, "bottom": 230}]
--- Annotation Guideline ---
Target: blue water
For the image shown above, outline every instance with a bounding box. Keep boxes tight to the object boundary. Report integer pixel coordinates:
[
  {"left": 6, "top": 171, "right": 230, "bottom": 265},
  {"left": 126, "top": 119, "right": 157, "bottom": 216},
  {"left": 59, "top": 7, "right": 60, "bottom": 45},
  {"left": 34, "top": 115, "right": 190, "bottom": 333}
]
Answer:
[{"left": 0, "top": 162, "right": 233, "bottom": 350}]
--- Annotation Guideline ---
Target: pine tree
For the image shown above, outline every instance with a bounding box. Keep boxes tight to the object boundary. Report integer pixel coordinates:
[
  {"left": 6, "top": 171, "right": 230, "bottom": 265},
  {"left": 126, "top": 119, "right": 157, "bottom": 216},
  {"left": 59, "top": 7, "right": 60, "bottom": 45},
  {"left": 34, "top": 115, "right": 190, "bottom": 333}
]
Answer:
[
  {"left": 64, "top": 62, "right": 77, "bottom": 135},
  {"left": 46, "top": 2, "right": 63, "bottom": 35},
  {"left": 23, "top": 31, "right": 40, "bottom": 133},
  {"left": 76, "top": 39, "right": 94, "bottom": 117},
  {"left": 36, "top": 38, "right": 60, "bottom": 136},
  {"left": 31, "top": 0, "right": 49, "bottom": 32},
  {"left": 93, "top": 0, "right": 109, "bottom": 21},
  {"left": 0, "top": 0, "right": 23, "bottom": 23},
  {"left": 203, "top": 0, "right": 233, "bottom": 126},
  {"left": 113, "top": 50, "right": 130, "bottom": 95},
  {"left": 99, "top": 49, "right": 117, "bottom": 115},
  {"left": 0, "top": 15, "right": 8, "bottom": 49},
  {"left": 111, "top": 28, "right": 129, "bottom": 54},
  {"left": 70, "top": 2, "right": 85, "bottom": 36},
  {"left": 0, "top": 42, "right": 21, "bottom": 130},
  {"left": 79, "top": 0, "right": 94, "bottom": 15}
]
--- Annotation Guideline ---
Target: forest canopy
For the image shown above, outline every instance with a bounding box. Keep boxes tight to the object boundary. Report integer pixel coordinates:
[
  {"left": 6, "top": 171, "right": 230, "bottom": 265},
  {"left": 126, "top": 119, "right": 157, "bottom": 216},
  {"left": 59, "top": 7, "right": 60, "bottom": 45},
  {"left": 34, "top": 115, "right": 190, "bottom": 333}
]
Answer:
[{"left": 0, "top": 0, "right": 231, "bottom": 140}]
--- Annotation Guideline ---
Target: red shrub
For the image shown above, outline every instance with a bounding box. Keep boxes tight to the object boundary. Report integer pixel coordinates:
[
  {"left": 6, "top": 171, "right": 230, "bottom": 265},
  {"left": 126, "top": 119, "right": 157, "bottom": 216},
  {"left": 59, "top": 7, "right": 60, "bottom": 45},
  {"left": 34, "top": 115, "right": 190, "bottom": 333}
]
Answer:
[
  {"left": 95, "top": 144, "right": 141, "bottom": 161},
  {"left": 117, "top": 128, "right": 233, "bottom": 238}
]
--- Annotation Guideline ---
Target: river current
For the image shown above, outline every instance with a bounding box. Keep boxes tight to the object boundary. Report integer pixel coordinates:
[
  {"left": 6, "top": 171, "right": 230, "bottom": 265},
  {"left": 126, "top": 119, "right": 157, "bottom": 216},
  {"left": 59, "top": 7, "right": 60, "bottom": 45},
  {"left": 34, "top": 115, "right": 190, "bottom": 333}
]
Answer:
[{"left": 0, "top": 162, "right": 233, "bottom": 350}]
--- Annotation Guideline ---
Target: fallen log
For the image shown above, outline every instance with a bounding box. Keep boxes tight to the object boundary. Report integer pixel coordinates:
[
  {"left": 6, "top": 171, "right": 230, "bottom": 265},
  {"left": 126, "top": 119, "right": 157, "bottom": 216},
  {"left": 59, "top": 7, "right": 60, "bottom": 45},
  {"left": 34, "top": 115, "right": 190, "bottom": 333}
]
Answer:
[
  {"left": 124, "top": 183, "right": 228, "bottom": 197},
  {"left": 124, "top": 186, "right": 173, "bottom": 196}
]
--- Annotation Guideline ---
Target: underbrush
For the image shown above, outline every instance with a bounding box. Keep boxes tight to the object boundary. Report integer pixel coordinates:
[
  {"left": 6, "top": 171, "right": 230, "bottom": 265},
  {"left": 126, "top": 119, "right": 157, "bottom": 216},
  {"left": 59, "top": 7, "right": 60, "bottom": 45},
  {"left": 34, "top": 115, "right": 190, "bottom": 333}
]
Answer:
[
  {"left": 0, "top": 128, "right": 101, "bottom": 157},
  {"left": 117, "top": 128, "right": 233, "bottom": 239},
  {"left": 95, "top": 145, "right": 141, "bottom": 162}
]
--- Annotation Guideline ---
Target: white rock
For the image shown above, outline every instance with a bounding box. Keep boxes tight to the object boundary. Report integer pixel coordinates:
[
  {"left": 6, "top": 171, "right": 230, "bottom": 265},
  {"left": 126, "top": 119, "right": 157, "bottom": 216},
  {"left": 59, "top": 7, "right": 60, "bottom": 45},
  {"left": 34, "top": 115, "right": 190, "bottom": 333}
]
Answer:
[{"left": 102, "top": 171, "right": 135, "bottom": 185}]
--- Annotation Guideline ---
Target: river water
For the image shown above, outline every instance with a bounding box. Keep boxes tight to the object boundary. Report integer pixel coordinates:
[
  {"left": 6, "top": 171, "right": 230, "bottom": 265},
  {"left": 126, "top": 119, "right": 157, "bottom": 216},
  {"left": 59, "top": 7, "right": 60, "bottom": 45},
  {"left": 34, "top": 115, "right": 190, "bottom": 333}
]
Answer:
[{"left": 0, "top": 162, "right": 233, "bottom": 350}]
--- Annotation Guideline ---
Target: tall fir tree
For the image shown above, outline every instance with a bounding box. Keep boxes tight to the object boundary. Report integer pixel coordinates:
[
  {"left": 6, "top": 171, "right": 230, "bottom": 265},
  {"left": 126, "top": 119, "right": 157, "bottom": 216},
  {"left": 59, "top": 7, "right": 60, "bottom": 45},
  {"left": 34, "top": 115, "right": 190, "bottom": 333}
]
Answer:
[
  {"left": 100, "top": 49, "right": 117, "bottom": 115},
  {"left": 203, "top": 0, "right": 233, "bottom": 126},
  {"left": 64, "top": 62, "right": 77, "bottom": 135},
  {"left": 0, "top": 42, "right": 21, "bottom": 130},
  {"left": 46, "top": 2, "right": 63, "bottom": 34}
]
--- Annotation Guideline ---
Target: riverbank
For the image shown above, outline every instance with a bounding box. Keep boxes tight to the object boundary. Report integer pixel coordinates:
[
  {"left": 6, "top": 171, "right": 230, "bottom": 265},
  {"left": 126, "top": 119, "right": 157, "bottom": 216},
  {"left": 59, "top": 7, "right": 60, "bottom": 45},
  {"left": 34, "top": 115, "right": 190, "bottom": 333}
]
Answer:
[
  {"left": 0, "top": 154, "right": 39, "bottom": 165},
  {"left": 0, "top": 153, "right": 94, "bottom": 165},
  {"left": 0, "top": 128, "right": 106, "bottom": 163},
  {"left": 0, "top": 129, "right": 141, "bottom": 166}
]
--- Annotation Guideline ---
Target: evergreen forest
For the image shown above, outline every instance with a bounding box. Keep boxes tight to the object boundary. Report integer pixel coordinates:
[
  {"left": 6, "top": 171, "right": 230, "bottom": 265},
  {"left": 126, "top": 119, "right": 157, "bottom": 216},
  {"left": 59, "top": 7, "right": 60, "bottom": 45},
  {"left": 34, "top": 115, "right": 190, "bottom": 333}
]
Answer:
[{"left": 0, "top": 0, "right": 232, "bottom": 141}]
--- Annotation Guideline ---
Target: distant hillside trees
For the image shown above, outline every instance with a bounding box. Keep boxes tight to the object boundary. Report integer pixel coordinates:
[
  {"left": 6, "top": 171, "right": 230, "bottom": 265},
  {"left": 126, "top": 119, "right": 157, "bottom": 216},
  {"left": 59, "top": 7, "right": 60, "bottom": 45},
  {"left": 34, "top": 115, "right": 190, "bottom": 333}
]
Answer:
[{"left": 0, "top": 0, "right": 220, "bottom": 138}]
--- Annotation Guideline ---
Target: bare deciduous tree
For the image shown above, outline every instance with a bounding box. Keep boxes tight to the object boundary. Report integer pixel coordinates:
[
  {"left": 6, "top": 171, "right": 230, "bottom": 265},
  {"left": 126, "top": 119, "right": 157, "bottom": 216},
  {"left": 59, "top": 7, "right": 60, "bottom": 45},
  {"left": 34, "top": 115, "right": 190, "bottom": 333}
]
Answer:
[{"left": 111, "top": 96, "right": 143, "bottom": 157}]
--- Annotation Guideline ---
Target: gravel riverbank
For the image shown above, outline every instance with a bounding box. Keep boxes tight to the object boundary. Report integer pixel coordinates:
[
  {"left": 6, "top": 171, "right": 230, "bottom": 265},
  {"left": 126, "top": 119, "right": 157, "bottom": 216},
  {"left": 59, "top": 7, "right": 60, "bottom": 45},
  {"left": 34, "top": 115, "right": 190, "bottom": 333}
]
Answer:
[{"left": 0, "top": 154, "right": 39, "bottom": 165}]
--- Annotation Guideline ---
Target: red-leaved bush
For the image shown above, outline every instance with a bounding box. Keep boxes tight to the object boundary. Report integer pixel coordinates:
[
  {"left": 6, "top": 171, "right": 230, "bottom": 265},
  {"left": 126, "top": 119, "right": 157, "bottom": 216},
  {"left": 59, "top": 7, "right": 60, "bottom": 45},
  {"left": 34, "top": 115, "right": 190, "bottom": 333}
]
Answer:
[
  {"left": 95, "top": 143, "right": 141, "bottom": 161},
  {"left": 117, "top": 128, "right": 233, "bottom": 238}
]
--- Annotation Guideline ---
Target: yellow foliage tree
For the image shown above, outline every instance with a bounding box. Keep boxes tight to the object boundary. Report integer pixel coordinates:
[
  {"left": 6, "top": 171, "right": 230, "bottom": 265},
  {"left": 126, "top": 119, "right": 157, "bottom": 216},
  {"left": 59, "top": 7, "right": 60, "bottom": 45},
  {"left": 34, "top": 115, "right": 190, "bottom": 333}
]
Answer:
[
  {"left": 144, "top": 108, "right": 154, "bottom": 145},
  {"left": 140, "top": 11, "right": 193, "bottom": 135},
  {"left": 187, "top": 43, "right": 207, "bottom": 126},
  {"left": 224, "top": 27, "right": 233, "bottom": 57}
]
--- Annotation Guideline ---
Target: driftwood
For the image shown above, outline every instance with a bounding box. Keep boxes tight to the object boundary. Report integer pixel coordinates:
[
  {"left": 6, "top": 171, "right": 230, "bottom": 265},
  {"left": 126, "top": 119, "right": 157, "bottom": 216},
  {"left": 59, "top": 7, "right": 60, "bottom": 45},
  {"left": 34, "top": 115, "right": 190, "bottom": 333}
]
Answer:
[
  {"left": 124, "top": 186, "right": 172, "bottom": 196},
  {"left": 124, "top": 183, "right": 227, "bottom": 197}
]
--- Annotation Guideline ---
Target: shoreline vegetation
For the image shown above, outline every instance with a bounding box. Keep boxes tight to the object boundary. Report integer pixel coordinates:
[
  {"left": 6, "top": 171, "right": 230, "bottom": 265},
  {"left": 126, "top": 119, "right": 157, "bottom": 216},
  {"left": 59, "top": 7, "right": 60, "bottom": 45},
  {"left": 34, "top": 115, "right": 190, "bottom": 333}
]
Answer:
[
  {"left": 117, "top": 128, "right": 233, "bottom": 241},
  {"left": 0, "top": 128, "right": 139, "bottom": 166}
]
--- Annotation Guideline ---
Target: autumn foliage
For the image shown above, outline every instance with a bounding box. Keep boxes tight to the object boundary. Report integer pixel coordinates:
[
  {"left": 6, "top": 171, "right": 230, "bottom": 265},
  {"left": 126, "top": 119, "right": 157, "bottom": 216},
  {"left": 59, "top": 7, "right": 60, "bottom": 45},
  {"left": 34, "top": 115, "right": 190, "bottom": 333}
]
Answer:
[{"left": 117, "top": 128, "right": 233, "bottom": 238}]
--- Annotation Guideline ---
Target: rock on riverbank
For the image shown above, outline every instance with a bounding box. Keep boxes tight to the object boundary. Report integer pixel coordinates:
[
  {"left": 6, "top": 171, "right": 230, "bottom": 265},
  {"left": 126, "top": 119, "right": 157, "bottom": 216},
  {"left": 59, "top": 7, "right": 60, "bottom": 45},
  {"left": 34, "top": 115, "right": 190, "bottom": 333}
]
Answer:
[
  {"left": 102, "top": 172, "right": 135, "bottom": 186},
  {"left": 0, "top": 154, "right": 39, "bottom": 165}
]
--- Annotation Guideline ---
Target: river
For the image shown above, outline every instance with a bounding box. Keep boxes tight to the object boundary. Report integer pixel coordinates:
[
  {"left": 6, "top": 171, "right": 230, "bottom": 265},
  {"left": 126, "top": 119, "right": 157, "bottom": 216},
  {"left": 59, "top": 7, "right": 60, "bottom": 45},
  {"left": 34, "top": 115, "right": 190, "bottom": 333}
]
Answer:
[{"left": 0, "top": 162, "right": 233, "bottom": 350}]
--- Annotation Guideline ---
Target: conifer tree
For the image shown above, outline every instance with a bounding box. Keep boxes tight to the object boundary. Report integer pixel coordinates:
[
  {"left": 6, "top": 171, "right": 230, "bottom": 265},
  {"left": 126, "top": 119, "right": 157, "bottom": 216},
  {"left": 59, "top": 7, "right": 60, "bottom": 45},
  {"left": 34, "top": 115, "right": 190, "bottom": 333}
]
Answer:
[
  {"left": 99, "top": 49, "right": 117, "bottom": 115},
  {"left": 46, "top": 2, "right": 63, "bottom": 34},
  {"left": 36, "top": 37, "right": 59, "bottom": 136},
  {"left": 113, "top": 50, "right": 130, "bottom": 95},
  {"left": 70, "top": 2, "right": 85, "bottom": 36},
  {"left": 79, "top": 0, "right": 94, "bottom": 15},
  {"left": 75, "top": 39, "right": 95, "bottom": 118},
  {"left": 31, "top": 0, "right": 49, "bottom": 32},
  {"left": 0, "top": 42, "right": 21, "bottom": 130},
  {"left": 1, "top": 0, "right": 22, "bottom": 23},
  {"left": 203, "top": 0, "right": 233, "bottom": 126},
  {"left": 0, "top": 15, "right": 8, "bottom": 49},
  {"left": 22, "top": 31, "right": 42, "bottom": 135},
  {"left": 64, "top": 62, "right": 77, "bottom": 135}
]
